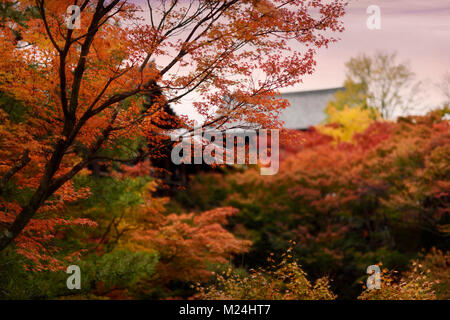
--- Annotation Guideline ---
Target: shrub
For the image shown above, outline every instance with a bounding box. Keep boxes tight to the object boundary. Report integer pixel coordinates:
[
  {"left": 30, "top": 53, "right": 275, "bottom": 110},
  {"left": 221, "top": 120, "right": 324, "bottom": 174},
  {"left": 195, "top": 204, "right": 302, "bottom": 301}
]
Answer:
[
  {"left": 358, "top": 262, "right": 436, "bottom": 300},
  {"left": 196, "top": 245, "right": 336, "bottom": 300}
]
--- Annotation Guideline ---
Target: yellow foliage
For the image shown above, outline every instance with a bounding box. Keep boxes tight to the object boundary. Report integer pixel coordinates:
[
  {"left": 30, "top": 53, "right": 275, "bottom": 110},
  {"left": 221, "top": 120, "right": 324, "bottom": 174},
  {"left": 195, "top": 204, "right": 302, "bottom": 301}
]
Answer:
[
  {"left": 412, "top": 248, "right": 450, "bottom": 299},
  {"left": 318, "top": 105, "right": 380, "bottom": 142},
  {"left": 195, "top": 245, "right": 336, "bottom": 300},
  {"left": 358, "top": 261, "right": 437, "bottom": 300}
]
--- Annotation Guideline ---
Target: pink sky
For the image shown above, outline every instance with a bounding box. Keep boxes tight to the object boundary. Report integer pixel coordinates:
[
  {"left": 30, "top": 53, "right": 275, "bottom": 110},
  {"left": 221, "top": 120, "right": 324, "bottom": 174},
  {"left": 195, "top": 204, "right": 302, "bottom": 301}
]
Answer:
[
  {"left": 287, "top": 0, "right": 450, "bottom": 106},
  {"left": 133, "top": 0, "right": 450, "bottom": 120}
]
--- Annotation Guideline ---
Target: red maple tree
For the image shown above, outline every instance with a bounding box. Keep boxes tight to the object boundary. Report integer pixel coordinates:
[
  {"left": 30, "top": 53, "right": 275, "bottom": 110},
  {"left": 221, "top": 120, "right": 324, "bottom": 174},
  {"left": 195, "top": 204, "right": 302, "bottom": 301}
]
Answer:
[{"left": 0, "top": 0, "right": 345, "bottom": 265}]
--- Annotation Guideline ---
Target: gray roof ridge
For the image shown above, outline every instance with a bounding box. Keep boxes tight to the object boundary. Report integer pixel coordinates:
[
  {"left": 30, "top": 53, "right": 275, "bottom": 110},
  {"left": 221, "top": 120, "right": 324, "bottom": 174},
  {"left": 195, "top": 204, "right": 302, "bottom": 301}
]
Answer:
[{"left": 279, "top": 86, "right": 345, "bottom": 96}]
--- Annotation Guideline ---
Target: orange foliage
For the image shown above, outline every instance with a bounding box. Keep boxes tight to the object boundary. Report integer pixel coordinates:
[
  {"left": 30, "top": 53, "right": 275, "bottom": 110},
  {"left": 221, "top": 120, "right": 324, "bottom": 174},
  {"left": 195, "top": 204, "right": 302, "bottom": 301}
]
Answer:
[
  {"left": 127, "top": 184, "right": 252, "bottom": 282},
  {"left": 0, "top": 0, "right": 346, "bottom": 267},
  {"left": 193, "top": 111, "right": 449, "bottom": 274}
]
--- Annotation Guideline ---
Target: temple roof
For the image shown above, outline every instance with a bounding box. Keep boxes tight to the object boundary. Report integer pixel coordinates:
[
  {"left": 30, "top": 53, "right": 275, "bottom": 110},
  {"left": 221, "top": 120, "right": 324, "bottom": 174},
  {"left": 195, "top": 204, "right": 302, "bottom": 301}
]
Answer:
[{"left": 278, "top": 87, "right": 344, "bottom": 129}]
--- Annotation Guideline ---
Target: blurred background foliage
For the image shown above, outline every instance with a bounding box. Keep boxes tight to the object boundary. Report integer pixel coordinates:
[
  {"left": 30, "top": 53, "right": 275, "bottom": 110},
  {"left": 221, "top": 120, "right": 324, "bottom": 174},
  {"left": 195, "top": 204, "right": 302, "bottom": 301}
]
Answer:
[{"left": 171, "top": 107, "right": 450, "bottom": 299}]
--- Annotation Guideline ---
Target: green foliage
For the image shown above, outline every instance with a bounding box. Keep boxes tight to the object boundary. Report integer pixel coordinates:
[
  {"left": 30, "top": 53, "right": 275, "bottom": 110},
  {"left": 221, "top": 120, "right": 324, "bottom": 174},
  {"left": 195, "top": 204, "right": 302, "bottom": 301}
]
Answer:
[
  {"left": 0, "top": 1, "right": 38, "bottom": 41},
  {"left": 72, "top": 175, "right": 149, "bottom": 216},
  {"left": 0, "top": 249, "right": 158, "bottom": 299},
  {"left": 0, "top": 91, "right": 27, "bottom": 123},
  {"left": 0, "top": 172, "right": 158, "bottom": 299},
  {"left": 326, "top": 80, "right": 370, "bottom": 111},
  {"left": 66, "top": 174, "right": 151, "bottom": 252},
  {"left": 78, "top": 250, "right": 158, "bottom": 295},
  {"left": 342, "top": 51, "right": 421, "bottom": 119},
  {"left": 0, "top": 1, "right": 34, "bottom": 26}
]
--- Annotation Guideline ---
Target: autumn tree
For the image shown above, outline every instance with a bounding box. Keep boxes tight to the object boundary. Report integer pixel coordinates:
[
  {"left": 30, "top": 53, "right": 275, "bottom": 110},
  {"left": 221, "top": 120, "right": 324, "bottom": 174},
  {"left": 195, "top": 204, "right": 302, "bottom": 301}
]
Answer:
[
  {"left": 125, "top": 181, "right": 252, "bottom": 285},
  {"left": 318, "top": 105, "right": 379, "bottom": 142},
  {"left": 326, "top": 79, "right": 369, "bottom": 111},
  {"left": 62, "top": 172, "right": 252, "bottom": 298},
  {"left": 0, "top": 0, "right": 346, "bottom": 260},
  {"left": 342, "top": 51, "right": 422, "bottom": 119}
]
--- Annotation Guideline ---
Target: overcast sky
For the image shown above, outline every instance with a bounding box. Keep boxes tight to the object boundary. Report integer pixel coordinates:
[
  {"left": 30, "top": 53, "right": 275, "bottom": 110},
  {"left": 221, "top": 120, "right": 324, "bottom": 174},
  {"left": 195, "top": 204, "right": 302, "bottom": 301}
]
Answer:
[
  {"left": 288, "top": 0, "right": 450, "bottom": 103},
  {"left": 134, "top": 0, "right": 450, "bottom": 120}
]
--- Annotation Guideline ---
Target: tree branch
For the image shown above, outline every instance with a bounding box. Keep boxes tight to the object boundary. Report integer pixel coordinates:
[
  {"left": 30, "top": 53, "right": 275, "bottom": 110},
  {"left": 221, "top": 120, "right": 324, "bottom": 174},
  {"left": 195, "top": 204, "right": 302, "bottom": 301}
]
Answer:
[{"left": 0, "top": 150, "right": 30, "bottom": 196}]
